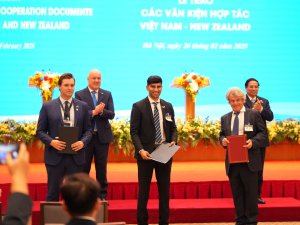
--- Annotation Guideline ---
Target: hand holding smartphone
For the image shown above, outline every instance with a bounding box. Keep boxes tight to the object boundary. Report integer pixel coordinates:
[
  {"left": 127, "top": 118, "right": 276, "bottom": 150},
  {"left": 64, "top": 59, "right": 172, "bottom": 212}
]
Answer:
[
  {"left": 0, "top": 144, "right": 20, "bottom": 164},
  {"left": 2, "top": 143, "right": 30, "bottom": 198}
]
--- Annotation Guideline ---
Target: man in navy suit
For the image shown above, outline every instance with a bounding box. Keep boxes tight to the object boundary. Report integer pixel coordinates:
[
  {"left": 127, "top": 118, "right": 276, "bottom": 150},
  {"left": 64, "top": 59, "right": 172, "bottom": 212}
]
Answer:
[
  {"left": 37, "top": 73, "right": 92, "bottom": 201},
  {"left": 220, "top": 87, "right": 268, "bottom": 225},
  {"left": 75, "top": 69, "right": 115, "bottom": 200},
  {"left": 244, "top": 78, "right": 274, "bottom": 204},
  {"left": 130, "top": 75, "right": 177, "bottom": 225},
  {"left": 61, "top": 173, "right": 100, "bottom": 225}
]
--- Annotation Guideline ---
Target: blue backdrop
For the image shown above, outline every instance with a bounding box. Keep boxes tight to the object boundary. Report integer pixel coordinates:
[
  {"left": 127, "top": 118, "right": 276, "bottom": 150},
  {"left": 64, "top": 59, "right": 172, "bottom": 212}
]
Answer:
[{"left": 0, "top": 0, "right": 299, "bottom": 121}]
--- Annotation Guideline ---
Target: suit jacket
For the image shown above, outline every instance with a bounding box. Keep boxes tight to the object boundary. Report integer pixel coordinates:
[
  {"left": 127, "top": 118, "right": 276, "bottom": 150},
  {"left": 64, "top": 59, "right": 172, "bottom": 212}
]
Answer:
[
  {"left": 66, "top": 218, "right": 96, "bottom": 225},
  {"left": 219, "top": 109, "right": 268, "bottom": 175},
  {"left": 244, "top": 95, "right": 273, "bottom": 122},
  {"left": 37, "top": 98, "right": 92, "bottom": 166},
  {"left": 244, "top": 95, "right": 273, "bottom": 147},
  {"left": 3, "top": 193, "right": 32, "bottom": 225},
  {"left": 75, "top": 87, "right": 115, "bottom": 143},
  {"left": 130, "top": 97, "right": 177, "bottom": 160}
]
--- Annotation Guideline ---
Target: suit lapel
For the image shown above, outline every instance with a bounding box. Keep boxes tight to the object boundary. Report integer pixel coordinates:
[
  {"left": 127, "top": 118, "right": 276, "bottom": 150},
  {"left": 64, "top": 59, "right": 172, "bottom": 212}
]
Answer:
[
  {"left": 145, "top": 98, "right": 154, "bottom": 124},
  {"left": 98, "top": 88, "right": 104, "bottom": 104},
  {"left": 245, "top": 95, "right": 253, "bottom": 109},
  {"left": 54, "top": 98, "right": 64, "bottom": 126},
  {"left": 160, "top": 100, "right": 167, "bottom": 131},
  {"left": 244, "top": 110, "right": 250, "bottom": 126},
  {"left": 226, "top": 113, "right": 232, "bottom": 135},
  {"left": 84, "top": 88, "right": 95, "bottom": 108},
  {"left": 73, "top": 98, "right": 79, "bottom": 126}
]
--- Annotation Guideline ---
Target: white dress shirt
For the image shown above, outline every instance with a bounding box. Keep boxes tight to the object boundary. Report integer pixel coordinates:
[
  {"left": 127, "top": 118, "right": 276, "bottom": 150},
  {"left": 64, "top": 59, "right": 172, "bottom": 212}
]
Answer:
[
  {"left": 231, "top": 106, "right": 245, "bottom": 135},
  {"left": 59, "top": 96, "right": 75, "bottom": 127}
]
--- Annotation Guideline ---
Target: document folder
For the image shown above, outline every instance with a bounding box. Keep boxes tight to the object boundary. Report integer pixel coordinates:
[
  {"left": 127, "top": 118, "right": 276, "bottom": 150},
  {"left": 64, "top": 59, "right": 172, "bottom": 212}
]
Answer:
[
  {"left": 227, "top": 135, "right": 249, "bottom": 164},
  {"left": 150, "top": 142, "right": 180, "bottom": 164},
  {"left": 58, "top": 126, "right": 79, "bottom": 154}
]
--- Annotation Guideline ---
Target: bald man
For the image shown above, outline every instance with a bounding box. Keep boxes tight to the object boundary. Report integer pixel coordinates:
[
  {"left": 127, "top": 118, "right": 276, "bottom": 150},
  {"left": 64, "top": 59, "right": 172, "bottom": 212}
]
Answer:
[{"left": 75, "top": 69, "right": 115, "bottom": 200}]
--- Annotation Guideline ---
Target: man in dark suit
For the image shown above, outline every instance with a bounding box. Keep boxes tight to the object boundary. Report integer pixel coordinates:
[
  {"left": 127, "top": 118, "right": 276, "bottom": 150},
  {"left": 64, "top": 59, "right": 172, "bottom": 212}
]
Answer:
[
  {"left": 220, "top": 87, "right": 268, "bottom": 225},
  {"left": 244, "top": 78, "right": 274, "bottom": 204},
  {"left": 61, "top": 173, "right": 100, "bottom": 225},
  {"left": 130, "top": 75, "right": 177, "bottom": 225},
  {"left": 3, "top": 143, "right": 32, "bottom": 225},
  {"left": 37, "top": 73, "right": 92, "bottom": 201},
  {"left": 75, "top": 69, "right": 115, "bottom": 200}
]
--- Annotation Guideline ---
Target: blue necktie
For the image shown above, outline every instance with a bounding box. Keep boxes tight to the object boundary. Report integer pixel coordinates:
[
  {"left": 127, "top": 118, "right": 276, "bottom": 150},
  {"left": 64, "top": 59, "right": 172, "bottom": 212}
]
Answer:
[
  {"left": 232, "top": 112, "right": 240, "bottom": 135},
  {"left": 153, "top": 102, "right": 162, "bottom": 144},
  {"left": 91, "top": 91, "right": 97, "bottom": 107}
]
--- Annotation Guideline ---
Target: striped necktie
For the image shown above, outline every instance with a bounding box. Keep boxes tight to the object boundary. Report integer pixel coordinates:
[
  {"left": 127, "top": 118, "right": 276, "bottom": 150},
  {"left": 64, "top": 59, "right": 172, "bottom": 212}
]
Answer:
[{"left": 153, "top": 102, "right": 162, "bottom": 144}]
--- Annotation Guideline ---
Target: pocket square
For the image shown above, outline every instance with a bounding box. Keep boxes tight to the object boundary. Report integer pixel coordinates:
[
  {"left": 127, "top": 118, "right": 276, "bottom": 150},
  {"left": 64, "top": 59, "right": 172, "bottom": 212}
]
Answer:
[{"left": 165, "top": 113, "right": 173, "bottom": 122}]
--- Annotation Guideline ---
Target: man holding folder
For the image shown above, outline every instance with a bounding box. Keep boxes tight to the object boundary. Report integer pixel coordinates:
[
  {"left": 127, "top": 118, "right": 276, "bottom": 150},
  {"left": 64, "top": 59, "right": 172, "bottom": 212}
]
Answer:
[
  {"left": 219, "top": 87, "right": 268, "bottom": 225},
  {"left": 130, "top": 75, "right": 177, "bottom": 225},
  {"left": 37, "top": 73, "right": 92, "bottom": 201}
]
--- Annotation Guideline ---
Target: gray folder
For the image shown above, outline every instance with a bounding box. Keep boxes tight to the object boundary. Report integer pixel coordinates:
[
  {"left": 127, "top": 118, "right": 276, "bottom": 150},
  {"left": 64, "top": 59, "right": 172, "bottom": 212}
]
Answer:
[{"left": 150, "top": 142, "right": 180, "bottom": 164}]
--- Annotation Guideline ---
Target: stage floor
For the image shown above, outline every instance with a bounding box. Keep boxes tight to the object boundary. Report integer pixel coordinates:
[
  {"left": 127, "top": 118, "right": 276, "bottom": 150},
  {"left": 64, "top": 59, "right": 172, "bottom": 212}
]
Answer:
[{"left": 0, "top": 161, "right": 300, "bottom": 184}]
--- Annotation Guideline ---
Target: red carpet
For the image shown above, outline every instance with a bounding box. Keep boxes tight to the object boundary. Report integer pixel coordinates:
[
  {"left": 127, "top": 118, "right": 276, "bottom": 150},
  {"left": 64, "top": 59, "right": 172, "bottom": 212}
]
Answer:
[{"left": 1, "top": 161, "right": 300, "bottom": 224}]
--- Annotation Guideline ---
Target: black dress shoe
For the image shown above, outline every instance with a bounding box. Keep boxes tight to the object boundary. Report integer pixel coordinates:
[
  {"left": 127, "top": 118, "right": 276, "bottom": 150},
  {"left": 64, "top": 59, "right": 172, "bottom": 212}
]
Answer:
[{"left": 258, "top": 197, "right": 266, "bottom": 204}]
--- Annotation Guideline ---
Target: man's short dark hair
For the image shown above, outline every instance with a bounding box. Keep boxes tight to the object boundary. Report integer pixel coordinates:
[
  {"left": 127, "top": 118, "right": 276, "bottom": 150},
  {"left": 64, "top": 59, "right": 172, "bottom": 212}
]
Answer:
[
  {"left": 60, "top": 173, "right": 99, "bottom": 216},
  {"left": 58, "top": 73, "right": 75, "bottom": 86},
  {"left": 245, "top": 78, "right": 260, "bottom": 88},
  {"left": 147, "top": 75, "right": 162, "bottom": 85}
]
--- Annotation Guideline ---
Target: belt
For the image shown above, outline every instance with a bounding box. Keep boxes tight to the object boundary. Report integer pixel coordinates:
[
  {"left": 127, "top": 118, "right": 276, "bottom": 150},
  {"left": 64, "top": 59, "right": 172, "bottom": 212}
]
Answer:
[{"left": 92, "top": 131, "right": 98, "bottom": 135}]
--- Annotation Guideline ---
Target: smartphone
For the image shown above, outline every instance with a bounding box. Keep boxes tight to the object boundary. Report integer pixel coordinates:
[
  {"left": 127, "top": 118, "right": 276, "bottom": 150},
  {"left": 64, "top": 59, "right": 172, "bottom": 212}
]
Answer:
[{"left": 0, "top": 144, "right": 20, "bottom": 164}]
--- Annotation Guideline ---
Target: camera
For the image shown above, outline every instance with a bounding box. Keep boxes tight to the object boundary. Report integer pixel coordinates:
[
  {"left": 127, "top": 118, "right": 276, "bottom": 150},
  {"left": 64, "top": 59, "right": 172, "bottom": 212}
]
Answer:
[{"left": 0, "top": 144, "right": 20, "bottom": 164}]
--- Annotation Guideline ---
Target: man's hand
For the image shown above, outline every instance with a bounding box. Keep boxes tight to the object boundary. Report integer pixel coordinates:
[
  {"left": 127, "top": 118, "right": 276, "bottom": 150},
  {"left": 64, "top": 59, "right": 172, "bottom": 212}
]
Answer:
[
  {"left": 50, "top": 139, "right": 66, "bottom": 151},
  {"left": 94, "top": 102, "right": 105, "bottom": 115},
  {"left": 6, "top": 143, "right": 29, "bottom": 194},
  {"left": 253, "top": 99, "right": 263, "bottom": 111},
  {"left": 71, "top": 141, "right": 84, "bottom": 151},
  {"left": 221, "top": 137, "right": 229, "bottom": 147},
  {"left": 244, "top": 139, "right": 253, "bottom": 149},
  {"left": 139, "top": 149, "right": 152, "bottom": 160},
  {"left": 169, "top": 141, "right": 176, "bottom": 147}
]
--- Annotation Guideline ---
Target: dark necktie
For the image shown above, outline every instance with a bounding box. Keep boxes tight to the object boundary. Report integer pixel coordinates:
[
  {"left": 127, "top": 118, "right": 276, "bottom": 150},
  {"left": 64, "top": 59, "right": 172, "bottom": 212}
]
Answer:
[
  {"left": 91, "top": 91, "right": 97, "bottom": 107},
  {"left": 251, "top": 98, "right": 256, "bottom": 107},
  {"left": 232, "top": 112, "right": 239, "bottom": 135},
  {"left": 153, "top": 102, "right": 162, "bottom": 144},
  {"left": 64, "top": 101, "right": 70, "bottom": 120},
  {"left": 91, "top": 91, "right": 98, "bottom": 131}
]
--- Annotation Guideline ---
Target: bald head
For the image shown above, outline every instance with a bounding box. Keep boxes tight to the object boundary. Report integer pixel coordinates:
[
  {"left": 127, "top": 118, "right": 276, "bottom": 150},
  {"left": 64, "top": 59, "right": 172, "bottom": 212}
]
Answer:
[{"left": 88, "top": 69, "right": 101, "bottom": 90}]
